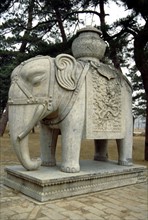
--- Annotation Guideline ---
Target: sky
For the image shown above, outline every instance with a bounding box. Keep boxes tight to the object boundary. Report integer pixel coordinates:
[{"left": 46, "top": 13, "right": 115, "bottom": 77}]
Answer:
[
  {"left": 78, "top": 2, "right": 144, "bottom": 30},
  {"left": 76, "top": 2, "right": 144, "bottom": 79},
  {"left": 78, "top": 2, "right": 130, "bottom": 27}
]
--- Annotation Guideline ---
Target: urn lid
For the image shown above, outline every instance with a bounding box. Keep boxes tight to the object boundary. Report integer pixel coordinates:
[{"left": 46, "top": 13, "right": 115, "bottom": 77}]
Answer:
[
  {"left": 72, "top": 26, "right": 106, "bottom": 60},
  {"left": 76, "top": 26, "right": 102, "bottom": 35}
]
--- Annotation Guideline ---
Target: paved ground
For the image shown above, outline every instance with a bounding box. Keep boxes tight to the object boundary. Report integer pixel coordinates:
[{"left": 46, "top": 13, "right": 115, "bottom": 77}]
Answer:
[{"left": 0, "top": 180, "right": 147, "bottom": 220}]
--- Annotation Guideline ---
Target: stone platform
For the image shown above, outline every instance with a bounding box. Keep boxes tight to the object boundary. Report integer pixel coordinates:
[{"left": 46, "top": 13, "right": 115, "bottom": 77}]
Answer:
[{"left": 4, "top": 160, "right": 147, "bottom": 202}]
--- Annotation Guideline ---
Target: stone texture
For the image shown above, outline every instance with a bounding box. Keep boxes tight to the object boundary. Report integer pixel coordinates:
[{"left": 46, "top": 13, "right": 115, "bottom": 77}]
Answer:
[
  {"left": 4, "top": 160, "right": 147, "bottom": 202},
  {"left": 72, "top": 26, "right": 106, "bottom": 60},
  {"left": 7, "top": 26, "right": 133, "bottom": 173},
  {"left": 1, "top": 179, "right": 148, "bottom": 220},
  {"left": 85, "top": 61, "right": 125, "bottom": 139}
]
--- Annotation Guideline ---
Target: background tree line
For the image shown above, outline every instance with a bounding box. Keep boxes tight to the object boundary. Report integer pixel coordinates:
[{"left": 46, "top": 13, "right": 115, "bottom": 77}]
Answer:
[{"left": 0, "top": 0, "right": 148, "bottom": 160}]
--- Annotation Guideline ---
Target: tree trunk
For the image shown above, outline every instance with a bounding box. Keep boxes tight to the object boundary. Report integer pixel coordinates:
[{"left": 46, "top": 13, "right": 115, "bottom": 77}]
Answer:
[
  {"left": 99, "top": 0, "right": 122, "bottom": 71},
  {"left": 0, "top": 104, "right": 8, "bottom": 136},
  {"left": 134, "top": 22, "right": 148, "bottom": 160},
  {"left": 19, "top": 0, "right": 34, "bottom": 53},
  {"left": 54, "top": 7, "right": 67, "bottom": 43},
  {"left": 99, "top": 0, "right": 110, "bottom": 40},
  {"left": 145, "top": 103, "right": 148, "bottom": 160}
]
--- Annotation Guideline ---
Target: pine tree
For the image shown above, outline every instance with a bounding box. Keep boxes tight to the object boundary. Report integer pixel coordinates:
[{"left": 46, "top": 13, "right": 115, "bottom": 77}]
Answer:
[
  {"left": 119, "top": 0, "right": 148, "bottom": 160},
  {"left": 0, "top": 0, "right": 80, "bottom": 116},
  {"left": 83, "top": 0, "right": 148, "bottom": 160},
  {"left": 0, "top": 0, "right": 80, "bottom": 135}
]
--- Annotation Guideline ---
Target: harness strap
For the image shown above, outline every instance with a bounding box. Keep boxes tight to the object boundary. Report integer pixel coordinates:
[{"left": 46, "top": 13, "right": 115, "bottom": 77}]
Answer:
[
  {"left": 47, "top": 58, "right": 55, "bottom": 111},
  {"left": 8, "top": 97, "right": 49, "bottom": 105},
  {"left": 16, "top": 79, "right": 33, "bottom": 99},
  {"left": 50, "top": 62, "right": 90, "bottom": 125},
  {"left": 8, "top": 57, "right": 53, "bottom": 110},
  {"left": 9, "top": 57, "right": 90, "bottom": 126}
]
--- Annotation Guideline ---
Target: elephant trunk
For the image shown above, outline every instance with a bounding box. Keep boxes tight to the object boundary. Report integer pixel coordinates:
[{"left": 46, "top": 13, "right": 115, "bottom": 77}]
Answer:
[
  {"left": 9, "top": 104, "right": 46, "bottom": 170},
  {"left": 15, "top": 135, "right": 42, "bottom": 170}
]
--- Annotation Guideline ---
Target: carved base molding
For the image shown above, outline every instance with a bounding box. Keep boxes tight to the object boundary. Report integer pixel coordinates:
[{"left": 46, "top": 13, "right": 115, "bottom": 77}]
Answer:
[{"left": 4, "top": 160, "right": 147, "bottom": 202}]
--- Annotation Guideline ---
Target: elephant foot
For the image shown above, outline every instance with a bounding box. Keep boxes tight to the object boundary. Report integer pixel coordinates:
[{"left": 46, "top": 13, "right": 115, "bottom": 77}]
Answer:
[
  {"left": 118, "top": 159, "right": 133, "bottom": 166},
  {"left": 41, "top": 161, "right": 56, "bottom": 167},
  {"left": 61, "top": 164, "right": 80, "bottom": 173},
  {"left": 94, "top": 155, "right": 108, "bottom": 162}
]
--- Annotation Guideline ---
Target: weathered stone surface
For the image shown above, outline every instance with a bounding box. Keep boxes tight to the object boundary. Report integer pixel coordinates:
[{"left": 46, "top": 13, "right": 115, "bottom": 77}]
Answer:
[
  {"left": 72, "top": 26, "right": 106, "bottom": 60},
  {"left": 1, "top": 177, "right": 148, "bottom": 219},
  {"left": 7, "top": 26, "right": 133, "bottom": 173},
  {"left": 85, "top": 61, "right": 125, "bottom": 139},
  {"left": 4, "top": 160, "right": 147, "bottom": 202}
]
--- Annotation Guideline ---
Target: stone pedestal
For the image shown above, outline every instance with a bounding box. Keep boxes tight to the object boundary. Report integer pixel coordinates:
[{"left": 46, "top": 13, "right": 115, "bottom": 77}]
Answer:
[{"left": 4, "top": 160, "right": 147, "bottom": 202}]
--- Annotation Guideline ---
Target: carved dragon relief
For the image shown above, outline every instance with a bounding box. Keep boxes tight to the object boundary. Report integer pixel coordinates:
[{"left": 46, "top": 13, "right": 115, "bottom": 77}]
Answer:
[{"left": 89, "top": 62, "right": 122, "bottom": 132}]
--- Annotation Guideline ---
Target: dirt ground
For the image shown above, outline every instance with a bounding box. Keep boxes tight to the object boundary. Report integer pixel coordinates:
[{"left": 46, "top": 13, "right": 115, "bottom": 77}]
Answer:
[{"left": 0, "top": 128, "right": 148, "bottom": 170}]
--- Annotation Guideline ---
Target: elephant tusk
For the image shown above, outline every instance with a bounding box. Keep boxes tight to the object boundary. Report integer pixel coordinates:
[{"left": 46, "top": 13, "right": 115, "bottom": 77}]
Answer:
[
  {"left": 17, "top": 104, "right": 45, "bottom": 140},
  {"left": 18, "top": 132, "right": 29, "bottom": 141}
]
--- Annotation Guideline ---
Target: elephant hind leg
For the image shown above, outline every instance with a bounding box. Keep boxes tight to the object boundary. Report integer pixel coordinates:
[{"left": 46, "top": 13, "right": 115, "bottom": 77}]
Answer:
[
  {"left": 116, "top": 84, "right": 133, "bottom": 166},
  {"left": 94, "top": 139, "right": 108, "bottom": 162},
  {"left": 116, "top": 138, "right": 133, "bottom": 166},
  {"left": 116, "top": 97, "right": 133, "bottom": 166}
]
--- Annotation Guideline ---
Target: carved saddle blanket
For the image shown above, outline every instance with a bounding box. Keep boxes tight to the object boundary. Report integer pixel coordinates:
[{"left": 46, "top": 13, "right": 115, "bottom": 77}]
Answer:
[{"left": 84, "top": 61, "right": 125, "bottom": 139}]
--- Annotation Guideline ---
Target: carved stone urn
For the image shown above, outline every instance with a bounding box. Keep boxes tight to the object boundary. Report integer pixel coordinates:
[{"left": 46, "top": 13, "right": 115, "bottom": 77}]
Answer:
[{"left": 72, "top": 26, "right": 107, "bottom": 60}]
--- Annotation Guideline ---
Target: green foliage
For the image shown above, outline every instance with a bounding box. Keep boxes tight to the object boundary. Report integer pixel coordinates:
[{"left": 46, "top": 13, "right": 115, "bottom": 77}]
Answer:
[
  {"left": 133, "top": 91, "right": 146, "bottom": 118},
  {"left": 126, "top": 65, "right": 146, "bottom": 118},
  {"left": 0, "top": 0, "right": 81, "bottom": 116},
  {"left": 0, "top": 0, "right": 13, "bottom": 13},
  {"left": 120, "top": 0, "right": 148, "bottom": 19}
]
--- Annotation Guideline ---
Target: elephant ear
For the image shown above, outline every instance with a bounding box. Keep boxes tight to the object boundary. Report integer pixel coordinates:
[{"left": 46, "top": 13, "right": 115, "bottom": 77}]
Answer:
[{"left": 55, "top": 54, "right": 77, "bottom": 90}]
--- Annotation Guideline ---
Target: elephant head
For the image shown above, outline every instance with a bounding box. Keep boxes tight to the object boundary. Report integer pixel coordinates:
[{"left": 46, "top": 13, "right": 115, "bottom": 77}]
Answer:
[{"left": 8, "top": 54, "right": 78, "bottom": 170}]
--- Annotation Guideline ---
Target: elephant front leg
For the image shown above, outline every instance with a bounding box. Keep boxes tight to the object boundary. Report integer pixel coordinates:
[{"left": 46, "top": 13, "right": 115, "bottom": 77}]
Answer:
[
  {"left": 40, "top": 122, "right": 59, "bottom": 166},
  {"left": 60, "top": 86, "right": 85, "bottom": 173},
  {"left": 61, "top": 133, "right": 81, "bottom": 173},
  {"left": 60, "top": 114, "right": 84, "bottom": 173},
  {"left": 94, "top": 139, "right": 108, "bottom": 161}
]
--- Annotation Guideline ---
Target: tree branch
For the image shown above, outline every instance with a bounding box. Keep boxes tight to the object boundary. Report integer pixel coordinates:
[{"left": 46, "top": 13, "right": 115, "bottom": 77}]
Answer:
[{"left": 64, "top": 10, "right": 109, "bottom": 22}]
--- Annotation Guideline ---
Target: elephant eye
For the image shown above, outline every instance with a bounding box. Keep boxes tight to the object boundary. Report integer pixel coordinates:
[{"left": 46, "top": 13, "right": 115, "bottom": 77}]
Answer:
[
  {"left": 32, "top": 76, "right": 42, "bottom": 86},
  {"left": 30, "top": 73, "right": 46, "bottom": 86},
  {"left": 20, "top": 63, "right": 46, "bottom": 86}
]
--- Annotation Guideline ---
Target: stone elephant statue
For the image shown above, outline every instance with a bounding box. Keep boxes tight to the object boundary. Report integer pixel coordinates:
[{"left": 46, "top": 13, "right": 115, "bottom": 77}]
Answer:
[
  {"left": 8, "top": 26, "right": 133, "bottom": 173},
  {"left": 8, "top": 53, "right": 133, "bottom": 173}
]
